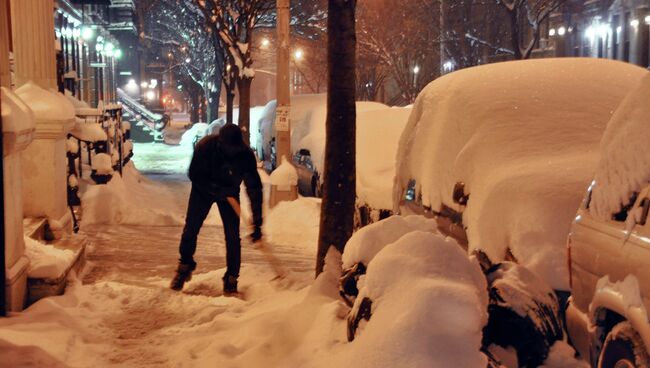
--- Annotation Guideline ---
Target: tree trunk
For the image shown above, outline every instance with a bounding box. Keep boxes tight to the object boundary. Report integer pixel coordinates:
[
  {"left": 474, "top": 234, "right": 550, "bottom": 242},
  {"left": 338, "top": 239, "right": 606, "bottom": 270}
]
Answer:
[
  {"left": 509, "top": 8, "right": 523, "bottom": 59},
  {"left": 190, "top": 89, "right": 200, "bottom": 124},
  {"left": 237, "top": 77, "right": 252, "bottom": 146},
  {"left": 316, "top": 0, "right": 357, "bottom": 276},
  {"left": 199, "top": 93, "right": 207, "bottom": 123},
  {"left": 226, "top": 84, "right": 235, "bottom": 125}
]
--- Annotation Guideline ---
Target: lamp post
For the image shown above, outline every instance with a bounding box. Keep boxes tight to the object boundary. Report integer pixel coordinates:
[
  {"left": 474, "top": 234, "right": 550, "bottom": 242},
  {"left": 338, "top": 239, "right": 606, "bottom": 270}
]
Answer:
[{"left": 275, "top": 0, "right": 291, "bottom": 166}]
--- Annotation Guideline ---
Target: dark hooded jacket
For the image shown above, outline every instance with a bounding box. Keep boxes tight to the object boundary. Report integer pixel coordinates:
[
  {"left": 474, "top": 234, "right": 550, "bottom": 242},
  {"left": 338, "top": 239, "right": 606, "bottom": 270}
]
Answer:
[{"left": 188, "top": 124, "right": 263, "bottom": 227}]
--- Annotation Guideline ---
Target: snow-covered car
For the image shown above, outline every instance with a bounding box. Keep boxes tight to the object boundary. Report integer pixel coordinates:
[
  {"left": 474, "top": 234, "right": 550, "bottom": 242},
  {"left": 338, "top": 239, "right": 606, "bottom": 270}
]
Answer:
[
  {"left": 566, "top": 72, "right": 650, "bottom": 367},
  {"left": 258, "top": 95, "right": 410, "bottom": 227},
  {"left": 391, "top": 58, "right": 647, "bottom": 366},
  {"left": 394, "top": 58, "right": 647, "bottom": 293}
]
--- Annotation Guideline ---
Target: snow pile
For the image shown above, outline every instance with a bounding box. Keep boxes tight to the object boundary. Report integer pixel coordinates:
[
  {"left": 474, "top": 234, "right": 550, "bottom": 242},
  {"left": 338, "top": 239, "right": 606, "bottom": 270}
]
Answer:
[
  {"left": 394, "top": 58, "right": 647, "bottom": 290},
  {"left": 342, "top": 215, "right": 437, "bottom": 268},
  {"left": 180, "top": 122, "right": 209, "bottom": 147},
  {"left": 591, "top": 72, "right": 650, "bottom": 221},
  {"left": 264, "top": 197, "right": 321, "bottom": 250},
  {"left": 24, "top": 236, "right": 76, "bottom": 279},
  {"left": 356, "top": 107, "right": 411, "bottom": 210},
  {"left": 540, "top": 341, "right": 589, "bottom": 368},
  {"left": 70, "top": 118, "right": 107, "bottom": 142},
  {"left": 15, "top": 82, "right": 75, "bottom": 121},
  {"left": 347, "top": 231, "right": 489, "bottom": 367},
  {"left": 91, "top": 153, "right": 114, "bottom": 175},
  {"left": 81, "top": 162, "right": 183, "bottom": 226},
  {"left": 269, "top": 156, "right": 298, "bottom": 188}
]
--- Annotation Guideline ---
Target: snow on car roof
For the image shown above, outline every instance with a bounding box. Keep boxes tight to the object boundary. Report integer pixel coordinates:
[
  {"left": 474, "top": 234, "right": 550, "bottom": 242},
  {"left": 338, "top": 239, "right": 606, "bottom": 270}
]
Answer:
[{"left": 394, "top": 58, "right": 647, "bottom": 290}]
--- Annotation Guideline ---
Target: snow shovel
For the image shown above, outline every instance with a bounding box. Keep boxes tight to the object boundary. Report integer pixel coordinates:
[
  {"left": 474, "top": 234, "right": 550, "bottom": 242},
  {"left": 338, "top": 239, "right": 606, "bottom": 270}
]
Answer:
[{"left": 227, "top": 197, "right": 288, "bottom": 280}]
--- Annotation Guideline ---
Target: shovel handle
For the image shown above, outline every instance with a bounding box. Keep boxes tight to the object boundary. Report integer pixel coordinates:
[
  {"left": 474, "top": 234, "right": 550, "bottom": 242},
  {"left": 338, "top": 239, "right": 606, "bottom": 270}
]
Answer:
[{"left": 227, "top": 197, "right": 241, "bottom": 217}]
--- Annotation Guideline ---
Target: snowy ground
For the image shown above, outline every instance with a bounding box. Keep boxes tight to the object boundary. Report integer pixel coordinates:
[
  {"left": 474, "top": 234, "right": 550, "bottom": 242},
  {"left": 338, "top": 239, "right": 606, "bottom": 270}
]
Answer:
[{"left": 0, "top": 134, "right": 588, "bottom": 367}]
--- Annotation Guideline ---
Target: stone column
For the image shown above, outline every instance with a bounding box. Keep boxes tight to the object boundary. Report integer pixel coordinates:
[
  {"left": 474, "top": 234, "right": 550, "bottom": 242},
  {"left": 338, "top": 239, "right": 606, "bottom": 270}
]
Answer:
[
  {"left": 1, "top": 87, "right": 35, "bottom": 312},
  {"left": 16, "top": 83, "right": 75, "bottom": 238},
  {"left": 10, "top": 0, "right": 57, "bottom": 90}
]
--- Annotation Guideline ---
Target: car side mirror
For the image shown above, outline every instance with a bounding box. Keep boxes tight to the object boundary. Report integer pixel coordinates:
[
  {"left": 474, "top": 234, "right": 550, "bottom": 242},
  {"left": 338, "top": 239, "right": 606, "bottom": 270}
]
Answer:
[
  {"left": 639, "top": 198, "right": 650, "bottom": 226},
  {"left": 452, "top": 182, "right": 469, "bottom": 205}
]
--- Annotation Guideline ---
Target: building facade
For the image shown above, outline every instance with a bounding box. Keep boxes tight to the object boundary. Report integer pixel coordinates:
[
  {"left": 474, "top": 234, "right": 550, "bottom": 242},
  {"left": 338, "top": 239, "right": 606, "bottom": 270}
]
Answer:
[{"left": 544, "top": 0, "right": 650, "bottom": 68}]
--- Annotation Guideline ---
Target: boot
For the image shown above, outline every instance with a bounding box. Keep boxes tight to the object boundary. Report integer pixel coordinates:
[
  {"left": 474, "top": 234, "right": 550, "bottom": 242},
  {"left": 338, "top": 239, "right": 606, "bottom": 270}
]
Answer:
[
  {"left": 222, "top": 274, "right": 238, "bottom": 295},
  {"left": 170, "top": 263, "right": 195, "bottom": 291}
]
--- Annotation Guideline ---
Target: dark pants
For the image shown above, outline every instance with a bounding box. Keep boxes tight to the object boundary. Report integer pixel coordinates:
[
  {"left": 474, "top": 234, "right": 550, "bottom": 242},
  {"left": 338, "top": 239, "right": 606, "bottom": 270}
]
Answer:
[{"left": 179, "top": 186, "right": 241, "bottom": 277}]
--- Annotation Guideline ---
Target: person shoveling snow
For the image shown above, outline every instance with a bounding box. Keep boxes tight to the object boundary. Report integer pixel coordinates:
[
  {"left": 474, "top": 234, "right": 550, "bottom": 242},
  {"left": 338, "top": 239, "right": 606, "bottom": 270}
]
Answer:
[{"left": 171, "top": 124, "right": 264, "bottom": 295}]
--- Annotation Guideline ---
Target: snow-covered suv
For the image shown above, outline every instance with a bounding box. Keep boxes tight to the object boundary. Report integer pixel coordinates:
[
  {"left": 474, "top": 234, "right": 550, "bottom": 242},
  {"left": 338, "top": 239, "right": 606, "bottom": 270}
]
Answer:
[{"left": 565, "top": 72, "right": 650, "bottom": 367}]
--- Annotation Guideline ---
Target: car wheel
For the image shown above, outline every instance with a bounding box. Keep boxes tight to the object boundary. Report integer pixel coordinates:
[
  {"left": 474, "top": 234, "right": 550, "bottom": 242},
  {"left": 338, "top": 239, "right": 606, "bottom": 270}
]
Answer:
[
  {"left": 598, "top": 322, "right": 650, "bottom": 368},
  {"left": 482, "top": 262, "right": 563, "bottom": 367},
  {"left": 312, "top": 177, "right": 321, "bottom": 197}
]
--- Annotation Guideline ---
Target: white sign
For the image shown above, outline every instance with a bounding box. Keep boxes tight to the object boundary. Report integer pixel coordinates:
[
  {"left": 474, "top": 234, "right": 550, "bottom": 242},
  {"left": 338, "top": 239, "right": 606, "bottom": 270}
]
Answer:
[{"left": 275, "top": 105, "right": 290, "bottom": 132}]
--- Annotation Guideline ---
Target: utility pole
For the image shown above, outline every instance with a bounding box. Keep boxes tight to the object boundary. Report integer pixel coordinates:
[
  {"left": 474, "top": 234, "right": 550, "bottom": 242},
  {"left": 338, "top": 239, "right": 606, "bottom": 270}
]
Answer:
[
  {"left": 275, "top": 0, "right": 291, "bottom": 165},
  {"left": 0, "top": 0, "right": 8, "bottom": 317}
]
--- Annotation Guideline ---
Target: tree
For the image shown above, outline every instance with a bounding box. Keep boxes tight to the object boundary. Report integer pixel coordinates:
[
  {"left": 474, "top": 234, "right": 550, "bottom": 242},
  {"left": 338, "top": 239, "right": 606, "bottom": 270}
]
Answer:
[
  {"left": 357, "top": 0, "right": 439, "bottom": 104},
  {"left": 196, "top": 0, "right": 275, "bottom": 145},
  {"left": 441, "top": 0, "right": 513, "bottom": 69},
  {"left": 498, "top": 0, "right": 566, "bottom": 59},
  {"left": 145, "top": 0, "right": 224, "bottom": 123},
  {"left": 316, "top": 0, "right": 357, "bottom": 276}
]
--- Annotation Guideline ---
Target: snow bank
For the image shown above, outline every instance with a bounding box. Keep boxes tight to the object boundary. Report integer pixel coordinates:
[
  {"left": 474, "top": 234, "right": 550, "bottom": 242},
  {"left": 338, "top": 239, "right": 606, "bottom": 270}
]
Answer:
[
  {"left": 395, "top": 58, "right": 647, "bottom": 290},
  {"left": 347, "top": 231, "right": 489, "bottom": 368},
  {"left": 81, "top": 162, "right": 184, "bottom": 226},
  {"left": 540, "top": 341, "right": 589, "bottom": 368},
  {"left": 591, "top": 72, "right": 650, "bottom": 221},
  {"left": 342, "top": 215, "right": 437, "bottom": 268},
  {"left": 269, "top": 156, "right": 298, "bottom": 188},
  {"left": 24, "top": 236, "right": 76, "bottom": 279},
  {"left": 179, "top": 123, "right": 208, "bottom": 147},
  {"left": 264, "top": 197, "right": 321, "bottom": 250}
]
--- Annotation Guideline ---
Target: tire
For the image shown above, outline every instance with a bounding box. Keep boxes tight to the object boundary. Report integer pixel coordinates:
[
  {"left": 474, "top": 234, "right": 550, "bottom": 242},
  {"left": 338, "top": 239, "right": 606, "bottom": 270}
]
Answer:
[
  {"left": 598, "top": 322, "right": 650, "bottom": 368},
  {"left": 482, "top": 262, "right": 563, "bottom": 367},
  {"left": 311, "top": 177, "right": 321, "bottom": 197}
]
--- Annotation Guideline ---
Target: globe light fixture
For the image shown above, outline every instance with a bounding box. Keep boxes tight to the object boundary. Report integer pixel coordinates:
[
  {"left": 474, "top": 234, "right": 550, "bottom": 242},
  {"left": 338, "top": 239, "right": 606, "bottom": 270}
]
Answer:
[
  {"left": 558, "top": 27, "right": 566, "bottom": 36},
  {"left": 261, "top": 38, "right": 270, "bottom": 47},
  {"left": 294, "top": 49, "right": 304, "bottom": 60},
  {"left": 81, "top": 26, "right": 94, "bottom": 40},
  {"left": 413, "top": 65, "right": 420, "bottom": 74},
  {"left": 549, "top": 28, "right": 556, "bottom": 36}
]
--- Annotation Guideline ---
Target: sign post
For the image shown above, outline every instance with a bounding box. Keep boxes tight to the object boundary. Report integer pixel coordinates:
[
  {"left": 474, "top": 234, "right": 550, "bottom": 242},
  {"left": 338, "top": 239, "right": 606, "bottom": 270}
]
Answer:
[{"left": 275, "top": 0, "right": 291, "bottom": 164}]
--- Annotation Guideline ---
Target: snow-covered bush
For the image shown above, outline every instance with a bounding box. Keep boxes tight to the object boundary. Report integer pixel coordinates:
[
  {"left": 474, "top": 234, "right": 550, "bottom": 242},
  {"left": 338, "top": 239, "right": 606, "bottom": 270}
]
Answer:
[
  {"left": 346, "top": 230, "right": 489, "bottom": 367},
  {"left": 394, "top": 58, "right": 648, "bottom": 290}
]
